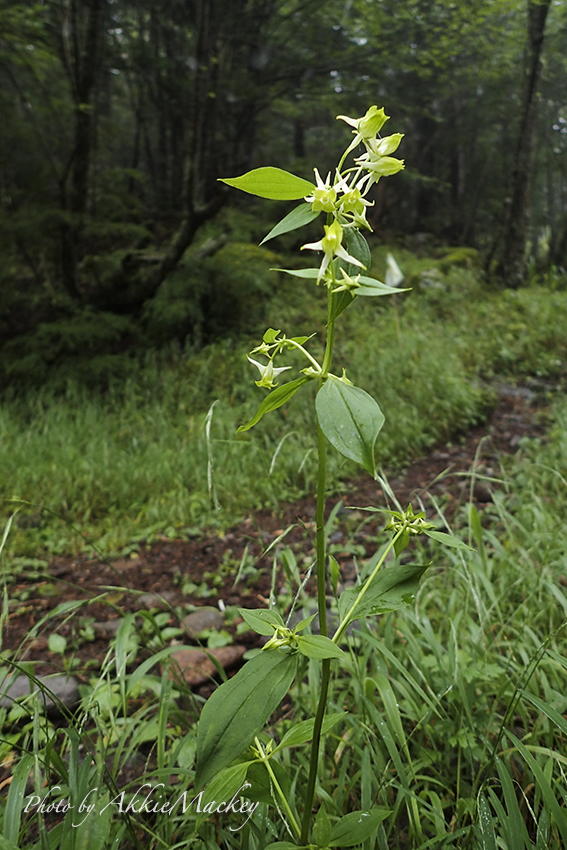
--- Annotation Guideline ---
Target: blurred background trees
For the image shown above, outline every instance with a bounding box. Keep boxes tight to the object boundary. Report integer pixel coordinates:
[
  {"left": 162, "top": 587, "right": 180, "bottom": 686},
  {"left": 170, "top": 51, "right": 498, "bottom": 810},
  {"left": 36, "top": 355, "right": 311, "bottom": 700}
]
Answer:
[{"left": 1, "top": 0, "right": 566, "bottom": 386}]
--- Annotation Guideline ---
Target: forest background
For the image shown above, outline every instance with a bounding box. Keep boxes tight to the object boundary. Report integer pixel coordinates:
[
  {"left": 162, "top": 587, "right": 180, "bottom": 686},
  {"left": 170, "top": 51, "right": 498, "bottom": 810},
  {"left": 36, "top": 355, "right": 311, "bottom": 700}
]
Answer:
[
  {"left": 1, "top": 0, "right": 566, "bottom": 393},
  {"left": 3, "top": 5, "right": 567, "bottom": 847}
]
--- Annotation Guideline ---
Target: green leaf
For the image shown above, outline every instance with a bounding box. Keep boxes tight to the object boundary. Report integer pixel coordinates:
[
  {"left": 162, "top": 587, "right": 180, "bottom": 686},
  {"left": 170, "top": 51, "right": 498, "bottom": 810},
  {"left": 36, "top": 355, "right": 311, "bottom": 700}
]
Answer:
[
  {"left": 264, "top": 844, "right": 307, "bottom": 850},
  {"left": 295, "top": 634, "right": 346, "bottom": 660},
  {"left": 239, "top": 608, "right": 284, "bottom": 636},
  {"left": 245, "top": 759, "right": 291, "bottom": 804},
  {"left": 394, "top": 527, "right": 410, "bottom": 557},
  {"left": 275, "top": 712, "right": 347, "bottom": 751},
  {"left": 48, "top": 633, "right": 67, "bottom": 654},
  {"left": 423, "top": 529, "right": 474, "bottom": 551},
  {"left": 313, "top": 805, "right": 332, "bottom": 847},
  {"left": 344, "top": 228, "right": 371, "bottom": 271},
  {"left": 4, "top": 753, "right": 34, "bottom": 845},
  {"left": 356, "top": 275, "right": 411, "bottom": 297},
  {"left": 330, "top": 555, "right": 340, "bottom": 597},
  {"left": 197, "top": 762, "right": 250, "bottom": 811},
  {"left": 237, "top": 376, "right": 310, "bottom": 432},
  {"left": 316, "top": 376, "right": 384, "bottom": 476},
  {"left": 338, "top": 563, "right": 429, "bottom": 625},
  {"left": 195, "top": 649, "right": 297, "bottom": 788},
  {"left": 328, "top": 808, "right": 391, "bottom": 846},
  {"left": 219, "top": 167, "right": 315, "bottom": 200},
  {"left": 293, "top": 613, "right": 317, "bottom": 632},
  {"left": 260, "top": 203, "right": 321, "bottom": 244},
  {"left": 330, "top": 288, "right": 355, "bottom": 321},
  {"left": 263, "top": 327, "right": 281, "bottom": 343},
  {"left": 273, "top": 267, "right": 320, "bottom": 279}
]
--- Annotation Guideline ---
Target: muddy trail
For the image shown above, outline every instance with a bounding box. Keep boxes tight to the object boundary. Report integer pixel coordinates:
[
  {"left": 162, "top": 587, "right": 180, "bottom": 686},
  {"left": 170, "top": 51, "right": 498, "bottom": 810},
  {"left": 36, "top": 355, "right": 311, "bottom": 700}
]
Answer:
[{"left": 1, "top": 380, "right": 551, "bottom": 693}]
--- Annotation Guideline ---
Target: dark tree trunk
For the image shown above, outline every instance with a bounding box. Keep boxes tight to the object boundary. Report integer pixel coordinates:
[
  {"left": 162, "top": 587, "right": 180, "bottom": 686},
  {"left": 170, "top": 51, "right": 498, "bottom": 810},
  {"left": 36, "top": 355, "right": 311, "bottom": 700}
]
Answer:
[
  {"left": 498, "top": 0, "right": 551, "bottom": 287},
  {"left": 55, "top": 0, "right": 106, "bottom": 299}
]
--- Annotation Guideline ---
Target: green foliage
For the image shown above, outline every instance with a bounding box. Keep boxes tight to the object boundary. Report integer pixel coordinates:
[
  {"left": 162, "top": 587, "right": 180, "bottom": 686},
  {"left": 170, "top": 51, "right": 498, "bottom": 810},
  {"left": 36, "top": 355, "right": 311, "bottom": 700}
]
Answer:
[
  {"left": 0, "top": 310, "right": 140, "bottom": 390},
  {"left": 144, "top": 242, "right": 280, "bottom": 346},
  {"left": 315, "top": 377, "right": 384, "bottom": 477}
]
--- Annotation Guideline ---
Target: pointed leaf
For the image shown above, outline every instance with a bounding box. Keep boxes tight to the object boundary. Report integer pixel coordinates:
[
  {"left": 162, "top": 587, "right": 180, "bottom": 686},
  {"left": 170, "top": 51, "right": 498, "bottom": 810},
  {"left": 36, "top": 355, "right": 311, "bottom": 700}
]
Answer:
[
  {"left": 356, "top": 276, "right": 411, "bottom": 297},
  {"left": 313, "top": 805, "right": 332, "bottom": 847},
  {"left": 316, "top": 376, "right": 384, "bottom": 476},
  {"left": 338, "top": 563, "right": 429, "bottom": 625},
  {"left": 239, "top": 608, "right": 284, "bottom": 636},
  {"left": 195, "top": 650, "right": 297, "bottom": 788},
  {"left": 295, "top": 634, "right": 346, "bottom": 660},
  {"left": 273, "top": 267, "right": 320, "bottom": 279},
  {"left": 275, "top": 712, "right": 347, "bottom": 751},
  {"left": 344, "top": 228, "right": 371, "bottom": 271},
  {"left": 260, "top": 204, "right": 321, "bottom": 244},
  {"left": 246, "top": 759, "right": 291, "bottom": 804},
  {"left": 423, "top": 530, "right": 474, "bottom": 551},
  {"left": 329, "top": 808, "right": 391, "bottom": 846},
  {"left": 330, "top": 288, "right": 355, "bottom": 321},
  {"left": 220, "top": 167, "right": 315, "bottom": 200},
  {"left": 237, "top": 376, "right": 310, "bottom": 432}
]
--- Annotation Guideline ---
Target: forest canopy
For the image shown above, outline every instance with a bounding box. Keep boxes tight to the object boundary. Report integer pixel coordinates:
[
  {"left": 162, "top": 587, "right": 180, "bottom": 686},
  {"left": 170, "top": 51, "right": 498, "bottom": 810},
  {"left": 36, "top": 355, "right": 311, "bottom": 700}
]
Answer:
[{"left": 1, "top": 0, "right": 566, "bottom": 388}]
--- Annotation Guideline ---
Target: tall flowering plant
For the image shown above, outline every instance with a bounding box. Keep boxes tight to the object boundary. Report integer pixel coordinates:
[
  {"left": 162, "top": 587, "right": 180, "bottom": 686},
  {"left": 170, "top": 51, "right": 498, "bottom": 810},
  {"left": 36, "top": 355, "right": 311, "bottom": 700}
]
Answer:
[{"left": 193, "top": 107, "right": 467, "bottom": 848}]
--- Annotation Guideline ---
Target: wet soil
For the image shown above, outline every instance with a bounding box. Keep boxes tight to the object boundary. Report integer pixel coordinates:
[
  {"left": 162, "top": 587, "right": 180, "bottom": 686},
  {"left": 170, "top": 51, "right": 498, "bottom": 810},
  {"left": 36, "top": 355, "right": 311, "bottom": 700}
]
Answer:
[{"left": 1, "top": 380, "right": 552, "bottom": 684}]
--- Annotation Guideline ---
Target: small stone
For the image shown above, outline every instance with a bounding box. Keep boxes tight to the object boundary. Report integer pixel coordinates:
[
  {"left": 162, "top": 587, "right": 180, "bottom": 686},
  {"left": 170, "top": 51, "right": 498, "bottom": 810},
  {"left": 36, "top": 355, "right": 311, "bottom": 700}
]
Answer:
[
  {"left": 167, "top": 645, "right": 246, "bottom": 687},
  {"left": 182, "top": 607, "right": 224, "bottom": 636},
  {"left": 473, "top": 483, "right": 493, "bottom": 503},
  {"left": 93, "top": 619, "right": 124, "bottom": 636},
  {"left": 137, "top": 590, "right": 176, "bottom": 609},
  {"left": 0, "top": 674, "right": 79, "bottom": 717}
]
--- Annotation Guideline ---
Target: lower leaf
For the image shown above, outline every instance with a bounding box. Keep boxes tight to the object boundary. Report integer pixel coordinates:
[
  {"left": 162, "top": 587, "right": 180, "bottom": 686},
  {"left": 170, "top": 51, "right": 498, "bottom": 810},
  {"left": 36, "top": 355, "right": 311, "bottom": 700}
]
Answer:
[{"left": 195, "top": 649, "right": 297, "bottom": 789}]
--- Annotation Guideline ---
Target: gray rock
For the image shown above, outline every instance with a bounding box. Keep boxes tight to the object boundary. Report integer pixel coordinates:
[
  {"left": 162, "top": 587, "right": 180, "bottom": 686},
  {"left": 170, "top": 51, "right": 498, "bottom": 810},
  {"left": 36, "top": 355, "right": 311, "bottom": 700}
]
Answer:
[
  {"left": 182, "top": 607, "right": 224, "bottom": 636},
  {"left": 93, "top": 619, "right": 124, "bottom": 636},
  {"left": 0, "top": 674, "right": 79, "bottom": 716},
  {"left": 137, "top": 590, "right": 177, "bottom": 609},
  {"left": 166, "top": 645, "right": 246, "bottom": 688}
]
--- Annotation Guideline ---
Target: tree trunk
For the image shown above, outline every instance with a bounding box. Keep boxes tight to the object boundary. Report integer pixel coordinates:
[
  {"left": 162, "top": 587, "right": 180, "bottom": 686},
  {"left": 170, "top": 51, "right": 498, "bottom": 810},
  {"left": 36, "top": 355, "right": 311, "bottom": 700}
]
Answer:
[
  {"left": 55, "top": 0, "right": 106, "bottom": 299},
  {"left": 498, "top": 0, "right": 551, "bottom": 287}
]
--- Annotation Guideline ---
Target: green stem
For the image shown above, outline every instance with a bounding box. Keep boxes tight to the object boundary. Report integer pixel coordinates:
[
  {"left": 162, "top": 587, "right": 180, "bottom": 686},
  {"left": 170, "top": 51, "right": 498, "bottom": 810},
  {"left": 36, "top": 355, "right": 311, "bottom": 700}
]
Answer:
[
  {"left": 254, "top": 737, "right": 301, "bottom": 839},
  {"left": 300, "top": 292, "right": 335, "bottom": 845},
  {"left": 283, "top": 338, "right": 322, "bottom": 373},
  {"left": 331, "top": 527, "right": 404, "bottom": 645}
]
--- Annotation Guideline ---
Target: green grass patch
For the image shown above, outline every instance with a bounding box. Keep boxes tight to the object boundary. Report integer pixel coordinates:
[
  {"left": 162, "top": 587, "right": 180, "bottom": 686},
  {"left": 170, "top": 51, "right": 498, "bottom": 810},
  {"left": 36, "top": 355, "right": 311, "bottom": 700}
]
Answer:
[{"left": 2, "top": 257, "right": 567, "bottom": 558}]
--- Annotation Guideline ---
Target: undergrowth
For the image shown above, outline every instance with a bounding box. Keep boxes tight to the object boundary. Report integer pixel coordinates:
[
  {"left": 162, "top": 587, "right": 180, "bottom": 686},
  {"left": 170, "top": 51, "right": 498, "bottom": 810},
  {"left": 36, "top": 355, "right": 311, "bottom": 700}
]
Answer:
[
  {"left": 1, "top": 393, "right": 567, "bottom": 847},
  {"left": 1, "top": 260, "right": 567, "bottom": 559}
]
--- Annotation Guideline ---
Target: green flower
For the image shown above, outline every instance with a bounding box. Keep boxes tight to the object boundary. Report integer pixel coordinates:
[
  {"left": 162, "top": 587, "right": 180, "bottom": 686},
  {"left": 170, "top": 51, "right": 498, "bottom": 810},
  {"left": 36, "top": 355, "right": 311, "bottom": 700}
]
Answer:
[
  {"left": 304, "top": 168, "right": 337, "bottom": 213},
  {"left": 301, "top": 220, "right": 364, "bottom": 283},
  {"left": 337, "top": 106, "right": 390, "bottom": 156},
  {"left": 247, "top": 356, "right": 291, "bottom": 389}
]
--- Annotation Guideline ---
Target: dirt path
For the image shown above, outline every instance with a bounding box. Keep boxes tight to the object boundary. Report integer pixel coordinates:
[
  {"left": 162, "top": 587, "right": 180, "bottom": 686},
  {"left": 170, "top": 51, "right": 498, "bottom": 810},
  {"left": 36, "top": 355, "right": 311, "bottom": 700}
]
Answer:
[{"left": 2, "top": 380, "right": 550, "bottom": 682}]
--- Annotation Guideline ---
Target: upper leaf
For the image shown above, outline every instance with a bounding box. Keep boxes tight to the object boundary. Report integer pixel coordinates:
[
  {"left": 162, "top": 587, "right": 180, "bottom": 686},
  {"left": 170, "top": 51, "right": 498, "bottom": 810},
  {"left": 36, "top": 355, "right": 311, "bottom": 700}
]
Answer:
[
  {"left": 423, "top": 529, "right": 474, "bottom": 551},
  {"left": 260, "top": 203, "right": 321, "bottom": 244},
  {"left": 195, "top": 649, "right": 297, "bottom": 788},
  {"left": 356, "top": 275, "right": 411, "bottom": 297},
  {"left": 239, "top": 607, "right": 284, "bottom": 636},
  {"left": 273, "top": 267, "right": 320, "bottom": 279},
  {"left": 219, "top": 167, "right": 315, "bottom": 200},
  {"left": 344, "top": 228, "right": 371, "bottom": 271},
  {"left": 316, "top": 376, "right": 384, "bottom": 477}
]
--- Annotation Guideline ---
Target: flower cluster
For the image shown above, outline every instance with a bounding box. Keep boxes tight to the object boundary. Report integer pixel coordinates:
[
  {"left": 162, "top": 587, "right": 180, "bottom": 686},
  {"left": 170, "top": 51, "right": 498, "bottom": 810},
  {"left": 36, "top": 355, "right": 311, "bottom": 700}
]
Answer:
[{"left": 301, "top": 106, "right": 404, "bottom": 286}]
